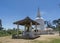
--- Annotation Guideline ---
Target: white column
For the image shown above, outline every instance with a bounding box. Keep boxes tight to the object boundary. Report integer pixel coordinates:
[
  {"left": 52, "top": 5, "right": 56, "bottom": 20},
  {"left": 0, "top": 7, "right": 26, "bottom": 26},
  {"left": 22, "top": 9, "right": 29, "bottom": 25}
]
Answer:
[
  {"left": 30, "top": 22, "right": 32, "bottom": 32},
  {"left": 35, "top": 23, "right": 37, "bottom": 34},
  {"left": 24, "top": 24, "right": 26, "bottom": 32},
  {"left": 17, "top": 24, "right": 19, "bottom": 36},
  {"left": 29, "top": 22, "right": 32, "bottom": 36},
  {"left": 23, "top": 24, "right": 26, "bottom": 36}
]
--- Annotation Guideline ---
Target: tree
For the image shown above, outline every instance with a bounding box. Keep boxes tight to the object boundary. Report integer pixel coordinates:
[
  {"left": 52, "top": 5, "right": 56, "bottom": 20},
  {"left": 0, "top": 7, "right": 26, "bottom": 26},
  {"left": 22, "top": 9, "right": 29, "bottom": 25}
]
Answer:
[
  {"left": 0, "top": 19, "right": 3, "bottom": 30},
  {"left": 53, "top": 19, "right": 60, "bottom": 36},
  {"left": 45, "top": 21, "right": 52, "bottom": 28},
  {"left": 0, "top": 27, "right": 3, "bottom": 30}
]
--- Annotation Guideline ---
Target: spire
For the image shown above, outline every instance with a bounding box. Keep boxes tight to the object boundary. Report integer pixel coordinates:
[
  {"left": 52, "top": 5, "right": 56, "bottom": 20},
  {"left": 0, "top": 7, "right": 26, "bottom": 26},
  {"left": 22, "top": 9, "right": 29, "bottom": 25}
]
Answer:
[{"left": 37, "top": 8, "right": 41, "bottom": 18}]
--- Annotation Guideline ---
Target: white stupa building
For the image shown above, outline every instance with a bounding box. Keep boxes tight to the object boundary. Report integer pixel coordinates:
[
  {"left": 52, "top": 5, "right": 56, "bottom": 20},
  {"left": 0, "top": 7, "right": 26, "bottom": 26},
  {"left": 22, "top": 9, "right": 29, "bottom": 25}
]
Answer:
[{"left": 35, "top": 8, "right": 45, "bottom": 31}]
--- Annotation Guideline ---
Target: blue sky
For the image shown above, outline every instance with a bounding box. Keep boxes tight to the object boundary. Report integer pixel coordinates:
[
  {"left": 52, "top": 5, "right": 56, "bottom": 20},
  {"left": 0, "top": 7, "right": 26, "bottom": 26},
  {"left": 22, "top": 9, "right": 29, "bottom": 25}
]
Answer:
[{"left": 0, "top": 0, "right": 60, "bottom": 29}]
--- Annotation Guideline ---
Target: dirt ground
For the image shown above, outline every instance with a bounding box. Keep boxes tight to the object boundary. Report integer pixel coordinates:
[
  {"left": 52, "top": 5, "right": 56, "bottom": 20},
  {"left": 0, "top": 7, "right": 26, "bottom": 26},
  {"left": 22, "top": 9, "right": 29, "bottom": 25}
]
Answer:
[{"left": 0, "top": 34, "right": 60, "bottom": 43}]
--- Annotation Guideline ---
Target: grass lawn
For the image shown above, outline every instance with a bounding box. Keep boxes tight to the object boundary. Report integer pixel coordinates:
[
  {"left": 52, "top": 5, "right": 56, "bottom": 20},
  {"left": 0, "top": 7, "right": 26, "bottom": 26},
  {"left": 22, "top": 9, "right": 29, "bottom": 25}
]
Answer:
[
  {"left": 49, "top": 39, "right": 60, "bottom": 43},
  {"left": 32, "top": 39, "right": 60, "bottom": 43},
  {"left": 0, "top": 34, "right": 60, "bottom": 43}
]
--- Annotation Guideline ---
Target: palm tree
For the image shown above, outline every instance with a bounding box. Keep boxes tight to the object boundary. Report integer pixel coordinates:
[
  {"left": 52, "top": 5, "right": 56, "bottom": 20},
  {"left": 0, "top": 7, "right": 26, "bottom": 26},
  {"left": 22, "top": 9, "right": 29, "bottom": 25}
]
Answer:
[{"left": 53, "top": 19, "right": 60, "bottom": 36}]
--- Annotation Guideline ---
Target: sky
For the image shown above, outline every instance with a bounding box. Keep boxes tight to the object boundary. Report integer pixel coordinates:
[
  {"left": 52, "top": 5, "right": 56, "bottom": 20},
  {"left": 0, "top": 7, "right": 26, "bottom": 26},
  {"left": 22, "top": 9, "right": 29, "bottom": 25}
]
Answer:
[{"left": 0, "top": 0, "right": 60, "bottom": 29}]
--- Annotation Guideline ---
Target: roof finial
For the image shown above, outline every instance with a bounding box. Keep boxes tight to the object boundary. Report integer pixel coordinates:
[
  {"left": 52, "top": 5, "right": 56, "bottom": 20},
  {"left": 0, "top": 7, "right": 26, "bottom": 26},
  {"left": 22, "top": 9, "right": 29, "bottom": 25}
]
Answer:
[{"left": 37, "top": 8, "right": 41, "bottom": 18}]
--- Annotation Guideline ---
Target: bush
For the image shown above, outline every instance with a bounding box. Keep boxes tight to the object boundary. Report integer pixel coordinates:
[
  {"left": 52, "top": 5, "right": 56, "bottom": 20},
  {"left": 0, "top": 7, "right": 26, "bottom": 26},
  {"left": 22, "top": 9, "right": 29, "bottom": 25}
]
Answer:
[
  {"left": 0, "top": 30, "right": 9, "bottom": 37},
  {"left": 0, "top": 28, "right": 22, "bottom": 37}
]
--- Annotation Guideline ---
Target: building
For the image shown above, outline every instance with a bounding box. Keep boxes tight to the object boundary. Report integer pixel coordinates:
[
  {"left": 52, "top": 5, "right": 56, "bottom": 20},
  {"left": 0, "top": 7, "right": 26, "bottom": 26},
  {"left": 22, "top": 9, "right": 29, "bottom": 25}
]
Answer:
[
  {"left": 35, "top": 8, "right": 45, "bottom": 30},
  {"left": 13, "top": 17, "right": 40, "bottom": 39},
  {"left": 35, "top": 8, "right": 54, "bottom": 34}
]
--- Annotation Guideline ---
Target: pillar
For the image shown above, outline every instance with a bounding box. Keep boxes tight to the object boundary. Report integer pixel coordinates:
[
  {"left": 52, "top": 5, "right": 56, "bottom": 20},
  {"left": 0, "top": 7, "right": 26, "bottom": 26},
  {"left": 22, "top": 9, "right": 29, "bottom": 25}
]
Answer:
[
  {"left": 30, "top": 22, "right": 32, "bottom": 32},
  {"left": 24, "top": 24, "right": 26, "bottom": 32},
  {"left": 35, "top": 23, "right": 37, "bottom": 34},
  {"left": 17, "top": 24, "right": 19, "bottom": 36},
  {"left": 29, "top": 22, "right": 32, "bottom": 36}
]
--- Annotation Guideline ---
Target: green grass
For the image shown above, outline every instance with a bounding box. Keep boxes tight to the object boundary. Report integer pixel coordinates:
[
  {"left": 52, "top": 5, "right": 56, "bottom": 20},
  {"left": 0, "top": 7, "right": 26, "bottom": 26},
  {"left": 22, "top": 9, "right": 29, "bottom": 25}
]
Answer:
[
  {"left": 50, "top": 39, "right": 60, "bottom": 43},
  {"left": 31, "top": 39, "right": 60, "bottom": 43},
  {"left": 0, "top": 30, "right": 11, "bottom": 37}
]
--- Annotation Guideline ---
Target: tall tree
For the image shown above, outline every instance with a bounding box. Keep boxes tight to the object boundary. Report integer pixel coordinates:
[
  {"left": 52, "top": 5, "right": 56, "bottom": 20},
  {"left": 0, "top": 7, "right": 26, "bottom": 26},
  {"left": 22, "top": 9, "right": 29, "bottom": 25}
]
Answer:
[
  {"left": 53, "top": 19, "right": 60, "bottom": 36},
  {"left": 0, "top": 19, "right": 3, "bottom": 30},
  {"left": 45, "top": 21, "right": 52, "bottom": 28}
]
